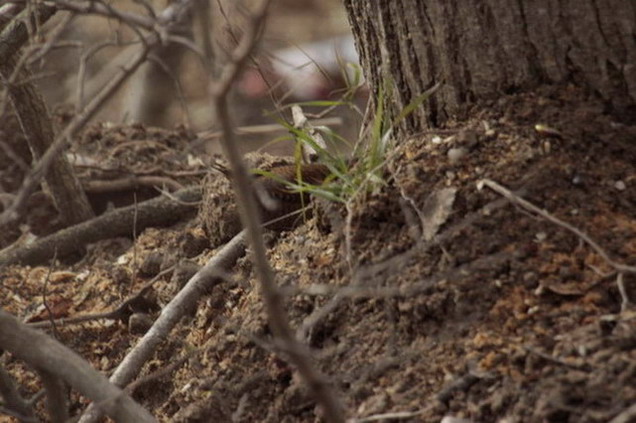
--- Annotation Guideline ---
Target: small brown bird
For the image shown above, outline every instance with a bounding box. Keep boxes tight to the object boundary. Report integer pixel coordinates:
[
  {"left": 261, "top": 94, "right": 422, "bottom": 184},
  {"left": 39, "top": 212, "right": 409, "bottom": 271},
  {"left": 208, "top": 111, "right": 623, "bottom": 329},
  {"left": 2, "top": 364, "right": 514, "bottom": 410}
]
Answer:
[{"left": 212, "top": 161, "right": 331, "bottom": 230}]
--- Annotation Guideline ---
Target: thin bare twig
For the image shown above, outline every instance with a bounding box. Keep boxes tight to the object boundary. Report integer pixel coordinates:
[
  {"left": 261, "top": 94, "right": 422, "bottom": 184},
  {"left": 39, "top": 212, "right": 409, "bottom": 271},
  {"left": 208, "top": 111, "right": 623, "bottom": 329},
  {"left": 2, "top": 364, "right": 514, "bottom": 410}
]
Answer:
[
  {"left": 479, "top": 179, "right": 636, "bottom": 274},
  {"left": 27, "top": 9, "right": 75, "bottom": 64},
  {"left": 208, "top": 1, "right": 345, "bottom": 421},
  {"left": 480, "top": 178, "right": 636, "bottom": 313},
  {"left": 523, "top": 345, "right": 585, "bottom": 370},
  {"left": 82, "top": 176, "right": 184, "bottom": 193},
  {"left": 616, "top": 273, "right": 632, "bottom": 312},
  {"left": 75, "top": 40, "right": 122, "bottom": 110},
  {"left": 29, "top": 266, "right": 174, "bottom": 329},
  {"left": 348, "top": 409, "right": 427, "bottom": 422}
]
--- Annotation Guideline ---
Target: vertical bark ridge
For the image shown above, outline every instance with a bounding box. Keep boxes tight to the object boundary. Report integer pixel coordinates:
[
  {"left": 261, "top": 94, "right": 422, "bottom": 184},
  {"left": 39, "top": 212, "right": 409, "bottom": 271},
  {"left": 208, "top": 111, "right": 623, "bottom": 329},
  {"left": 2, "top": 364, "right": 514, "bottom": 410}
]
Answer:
[{"left": 344, "top": 0, "right": 636, "bottom": 131}]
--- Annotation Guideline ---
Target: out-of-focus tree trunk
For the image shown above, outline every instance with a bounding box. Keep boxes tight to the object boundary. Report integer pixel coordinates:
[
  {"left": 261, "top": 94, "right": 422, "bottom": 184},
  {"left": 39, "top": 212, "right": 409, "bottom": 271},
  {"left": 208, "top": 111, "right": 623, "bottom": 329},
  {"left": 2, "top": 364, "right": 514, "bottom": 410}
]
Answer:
[
  {"left": 343, "top": 1, "right": 636, "bottom": 136},
  {"left": 1, "top": 5, "right": 95, "bottom": 226}
]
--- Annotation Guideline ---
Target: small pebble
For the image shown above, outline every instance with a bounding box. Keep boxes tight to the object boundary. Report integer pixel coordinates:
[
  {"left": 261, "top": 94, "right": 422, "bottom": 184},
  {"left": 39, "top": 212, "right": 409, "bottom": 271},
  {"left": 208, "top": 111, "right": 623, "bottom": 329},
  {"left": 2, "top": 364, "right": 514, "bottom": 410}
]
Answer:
[
  {"left": 448, "top": 147, "right": 469, "bottom": 164},
  {"left": 615, "top": 180, "right": 626, "bottom": 191}
]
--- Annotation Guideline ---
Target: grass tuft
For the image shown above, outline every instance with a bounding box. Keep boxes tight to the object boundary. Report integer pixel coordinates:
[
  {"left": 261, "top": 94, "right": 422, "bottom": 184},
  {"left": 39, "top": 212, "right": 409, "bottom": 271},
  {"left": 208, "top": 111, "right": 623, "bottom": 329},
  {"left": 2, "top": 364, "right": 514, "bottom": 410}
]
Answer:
[{"left": 257, "top": 62, "right": 440, "bottom": 208}]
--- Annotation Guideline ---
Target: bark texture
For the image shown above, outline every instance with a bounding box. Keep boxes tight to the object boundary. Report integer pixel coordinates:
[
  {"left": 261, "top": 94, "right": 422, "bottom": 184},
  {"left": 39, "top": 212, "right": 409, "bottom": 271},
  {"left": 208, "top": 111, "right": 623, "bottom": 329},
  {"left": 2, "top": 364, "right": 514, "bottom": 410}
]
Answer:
[
  {"left": 1, "top": 5, "right": 95, "bottom": 226},
  {"left": 343, "top": 0, "right": 636, "bottom": 133}
]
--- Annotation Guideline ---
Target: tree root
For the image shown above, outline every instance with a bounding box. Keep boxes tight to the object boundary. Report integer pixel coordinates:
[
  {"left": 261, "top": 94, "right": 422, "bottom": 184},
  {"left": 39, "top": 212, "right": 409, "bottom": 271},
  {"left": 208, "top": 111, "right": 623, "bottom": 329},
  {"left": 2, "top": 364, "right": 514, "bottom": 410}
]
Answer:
[{"left": 0, "top": 186, "right": 201, "bottom": 267}]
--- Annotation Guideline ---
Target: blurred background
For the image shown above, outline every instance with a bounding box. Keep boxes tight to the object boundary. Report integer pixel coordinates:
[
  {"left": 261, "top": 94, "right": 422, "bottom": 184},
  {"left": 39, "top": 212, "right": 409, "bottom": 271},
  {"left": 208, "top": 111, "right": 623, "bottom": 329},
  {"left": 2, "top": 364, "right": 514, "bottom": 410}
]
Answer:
[{"left": 35, "top": 0, "right": 367, "bottom": 156}]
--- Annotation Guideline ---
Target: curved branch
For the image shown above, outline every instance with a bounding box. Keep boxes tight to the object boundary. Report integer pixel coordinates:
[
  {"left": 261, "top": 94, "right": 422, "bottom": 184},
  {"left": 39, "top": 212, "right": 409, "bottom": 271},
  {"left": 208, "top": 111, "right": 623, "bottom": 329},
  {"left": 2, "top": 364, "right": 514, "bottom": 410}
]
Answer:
[{"left": 0, "top": 309, "right": 156, "bottom": 422}]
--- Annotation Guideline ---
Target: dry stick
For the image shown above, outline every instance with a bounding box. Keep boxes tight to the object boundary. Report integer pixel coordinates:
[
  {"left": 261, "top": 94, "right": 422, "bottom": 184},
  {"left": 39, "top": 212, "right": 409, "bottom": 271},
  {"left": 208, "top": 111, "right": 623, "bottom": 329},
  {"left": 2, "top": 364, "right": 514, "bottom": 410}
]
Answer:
[
  {"left": 209, "top": 1, "right": 345, "bottom": 421},
  {"left": 0, "top": 364, "right": 36, "bottom": 421},
  {"left": 0, "top": 186, "right": 201, "bottom": 267},
  {"left": 480, "top": 179, "right": 636, "bottom": 274},
  {"left": 0, "top": 17, "right": 159, "bottom": 227},
  {"left": 348, "top": 409, "right": 428, "bottom": 423},
  {"left": 0, "top": 310, "right": 156, "bottom": 423},
  {"left": 29, "top": 265, "right": 175, "bottom": 329},
  {"left": 616, "top": 273, "right": 632, "bottom": 313},
  {"left": 480, "top": 179, "right": 636, "bottom": 308},
  {"left": 523, "top": 346, "right": 584, "bottom": 370},
  {"left": 131, "top": 192, "right": 139, "bottom": 296},
  {"left": 77, "top": 230, "right": 247, "bottom": 423},
  {"left": 82, "top": 175, "right": 184, "bottom": 194}
]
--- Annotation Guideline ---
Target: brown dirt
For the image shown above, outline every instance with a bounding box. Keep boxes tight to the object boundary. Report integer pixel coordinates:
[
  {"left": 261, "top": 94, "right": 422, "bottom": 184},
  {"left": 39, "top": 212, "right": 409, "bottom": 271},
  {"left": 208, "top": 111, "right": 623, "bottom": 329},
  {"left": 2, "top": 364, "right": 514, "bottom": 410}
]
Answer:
[{"left": 1, "top": 84, "right": 635, "bottom": 422}]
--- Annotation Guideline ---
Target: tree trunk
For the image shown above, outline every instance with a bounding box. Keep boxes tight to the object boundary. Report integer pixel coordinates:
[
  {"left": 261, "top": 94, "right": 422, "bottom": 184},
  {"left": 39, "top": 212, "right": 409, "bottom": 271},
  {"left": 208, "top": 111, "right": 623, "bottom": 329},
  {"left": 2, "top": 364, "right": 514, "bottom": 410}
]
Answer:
[
  {"left": 343, "top": 0, "right": 636, "bottom": 135},
  {"left": 1, "top": 5, "right": 95, "bottom": 226}
]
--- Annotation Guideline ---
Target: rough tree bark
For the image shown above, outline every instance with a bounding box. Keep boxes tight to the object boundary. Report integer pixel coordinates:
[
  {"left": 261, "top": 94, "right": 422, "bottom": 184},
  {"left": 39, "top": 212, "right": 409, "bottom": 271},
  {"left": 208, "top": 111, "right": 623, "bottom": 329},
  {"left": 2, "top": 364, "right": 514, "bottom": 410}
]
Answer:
[{"left": 343, "top": 1, "right": 636, "bottom": 135}]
